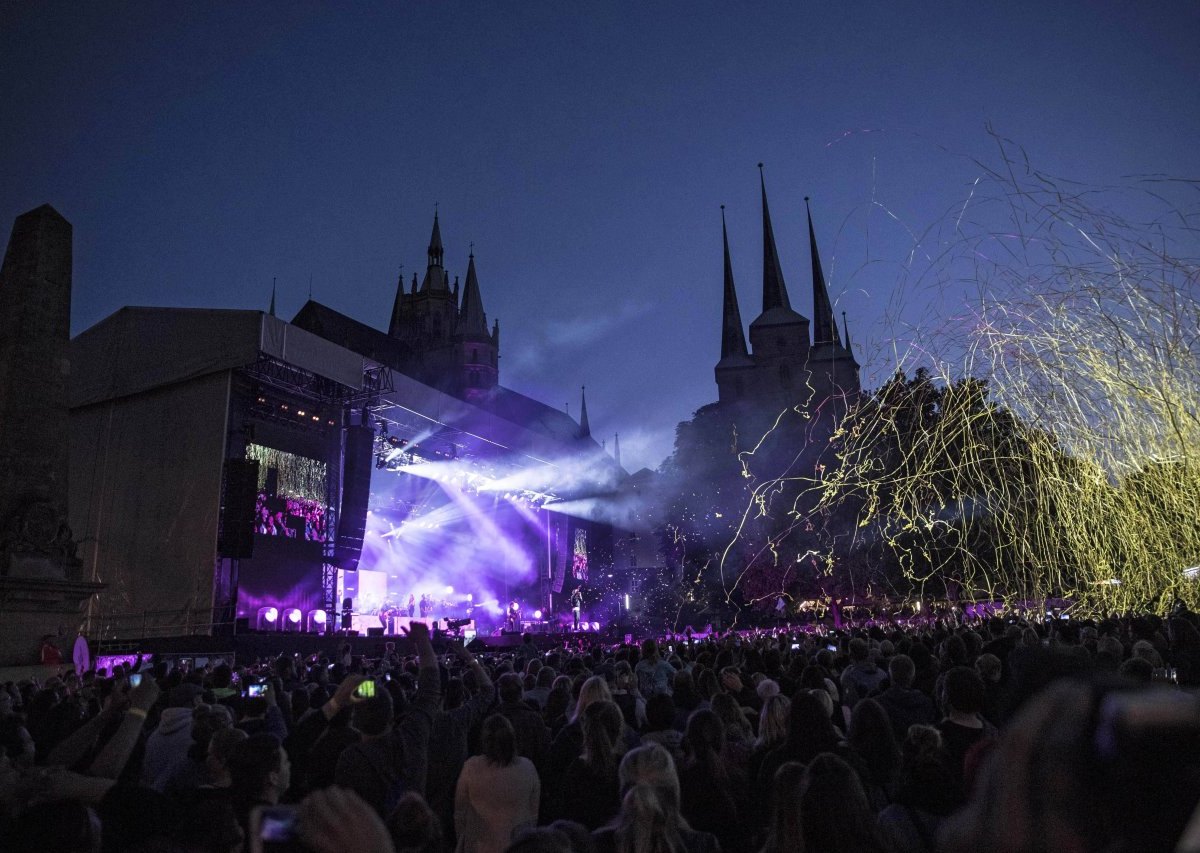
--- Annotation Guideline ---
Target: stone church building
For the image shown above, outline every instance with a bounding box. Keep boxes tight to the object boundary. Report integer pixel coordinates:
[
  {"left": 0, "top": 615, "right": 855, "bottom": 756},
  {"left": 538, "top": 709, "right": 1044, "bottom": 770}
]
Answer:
[{"left": 714, "top": 167, "right": 860, "bottom": 422}]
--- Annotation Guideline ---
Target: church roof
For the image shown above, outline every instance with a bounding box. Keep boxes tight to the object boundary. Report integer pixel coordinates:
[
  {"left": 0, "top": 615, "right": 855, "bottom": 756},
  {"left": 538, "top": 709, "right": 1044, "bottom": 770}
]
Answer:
[
  {"left": 428, "top": 211, "right": 443, "bottom": 258},
  {"left": 459, "top": 253, "right": 489, "bottom": 337},
  {"left": 749, "top": 305, "right": 809, "bottom": 329},
  {"left": 472, "top": 384, "right": 600, "bottom": 448},
  {"left": 807, "top": 198, "right": 842, "bottom": 347},
  {"left": 291, "top": 300, "right": 596, "bottom": 451},
  {"left": 719, "top": 205, "right": 750, "bottom": 363},
  {"left": 291, "top": 300, "right": 411, "bottom": 372},
  {"left": 751, "top": 165, "right": 809, "bottom": 330}
]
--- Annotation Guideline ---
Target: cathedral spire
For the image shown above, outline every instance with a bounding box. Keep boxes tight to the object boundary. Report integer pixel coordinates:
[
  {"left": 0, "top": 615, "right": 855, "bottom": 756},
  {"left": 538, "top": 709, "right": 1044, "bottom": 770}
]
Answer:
[
  {"left": 578, "top": 386, "right": 590, "bottom": 439},
  {"left": 428, "top": 209, "right": 444, "bottom": 267},
  {"left": 388, "top": 266, "right": 406, "bottom": 337},
  {"left": 460, "top": 251, "right": 488, "bottom": 336},
  {"left": 720, "top": 205, "right": 749, "bottom": 360},
  {"left": 268, "top": 277, "right": 276, "bottom": 317},
  {"left": 807, "top": 197, "right": 840, "bottom": 346},
  {"left": 613, "top": 432, "right": 621, "bottom": 468},
  {"left": 421, "top": 211, "right": 448, "bottom": 291},
  {"left": 842, "top": 310, "right": 856, "bottom": 363},
  {"left": 759, "top": 163, "right": 792, "bottom": 313}
]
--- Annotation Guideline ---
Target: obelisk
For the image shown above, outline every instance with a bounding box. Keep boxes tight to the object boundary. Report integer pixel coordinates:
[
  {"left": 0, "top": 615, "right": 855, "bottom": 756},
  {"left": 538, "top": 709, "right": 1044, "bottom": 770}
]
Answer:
[{"left": 0, "top": 205, "right": 103, "bottom": 666}]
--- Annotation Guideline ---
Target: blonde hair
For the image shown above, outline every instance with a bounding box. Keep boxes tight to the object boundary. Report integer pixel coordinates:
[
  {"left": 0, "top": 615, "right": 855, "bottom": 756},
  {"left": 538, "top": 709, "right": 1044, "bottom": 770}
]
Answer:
[
  {"left": 618, "top": 743, "right": 684, "bottom": 823},
  {"left": 570, "top": 674, "right": 613, "bottom": 724},
  {"left": 757, "top": 694, "right": 791, "bottom": 749},
  {"left": 615, "top": 785, "right": 685, "bottom": 853}
]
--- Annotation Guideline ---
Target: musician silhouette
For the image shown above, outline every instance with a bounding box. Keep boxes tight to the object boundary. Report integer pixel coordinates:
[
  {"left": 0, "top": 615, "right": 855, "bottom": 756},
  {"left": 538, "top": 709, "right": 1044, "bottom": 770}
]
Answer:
[{"left": 571, "top": 587, "right": 583, "bottom": 631}]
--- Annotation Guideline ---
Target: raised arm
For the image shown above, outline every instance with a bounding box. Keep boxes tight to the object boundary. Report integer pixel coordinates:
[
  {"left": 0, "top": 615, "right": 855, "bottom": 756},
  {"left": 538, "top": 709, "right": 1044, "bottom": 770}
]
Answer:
[
  {"left": 403, "top": 621, "right": 441, "bottom": 715},
  {"left": 47, "top": 691, "right": 128, "bottom": 769},
  {"left": 448, "top": 640, "right": 493, "bottom": 694},
  {"left": 88, "top": 677, "right": 160, "bottom": 779}
]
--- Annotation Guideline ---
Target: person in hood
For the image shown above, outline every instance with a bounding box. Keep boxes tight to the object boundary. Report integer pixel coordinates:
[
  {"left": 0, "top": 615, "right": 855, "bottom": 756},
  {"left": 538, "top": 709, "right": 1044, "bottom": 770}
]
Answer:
[
  {"left": 840, "top": 637, "right": 887, "bottom": 711},
  {"left": 142, "top": 682, "right": 203, "bottom": 789}
]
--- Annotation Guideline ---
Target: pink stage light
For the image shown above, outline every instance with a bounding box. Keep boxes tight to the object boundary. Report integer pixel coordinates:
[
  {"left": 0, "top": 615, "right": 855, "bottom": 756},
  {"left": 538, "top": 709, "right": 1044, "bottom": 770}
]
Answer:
[
  {"left": 312, "top": 609, "right": 326, "bottom": 624},
  {"left": 533, "top": 610, "right": 543, "bottom": 620},
  {"left": 263, "top": 607, "right": 278, "bottom": 623},
  {"left": 287, "top": 608, "right": 302, "bottom": 624}
]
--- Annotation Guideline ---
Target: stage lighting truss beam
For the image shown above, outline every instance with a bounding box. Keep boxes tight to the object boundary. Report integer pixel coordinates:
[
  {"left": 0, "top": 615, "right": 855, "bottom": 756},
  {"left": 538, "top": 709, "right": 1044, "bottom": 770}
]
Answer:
[
  {"left": 321, "top": 542, "right": 339, "bottom": 631},
  {"left": 242, "top": 356, "right": 393, "bottom": 409}
]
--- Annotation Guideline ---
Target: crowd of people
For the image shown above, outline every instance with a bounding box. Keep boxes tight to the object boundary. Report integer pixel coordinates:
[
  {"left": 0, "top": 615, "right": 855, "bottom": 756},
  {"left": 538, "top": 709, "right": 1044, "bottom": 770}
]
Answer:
[
  {"left": 3, "top": 612, "right": 1200, "bottom": 853},
  {"left": 255, "top": 493, "right": 328, "bottom": 542}
]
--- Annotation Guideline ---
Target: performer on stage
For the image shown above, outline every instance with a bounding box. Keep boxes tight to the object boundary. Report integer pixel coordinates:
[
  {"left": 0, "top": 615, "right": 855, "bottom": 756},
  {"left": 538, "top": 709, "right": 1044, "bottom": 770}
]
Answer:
[
  {"left": 507, "top": 599, "right": 521, "bottom": 632},
  {"left": 407, "top": 593, "right": 416, "bottom": 618},
  {"left": 570, "top": 586, "right": 583, "bottom": 631}
]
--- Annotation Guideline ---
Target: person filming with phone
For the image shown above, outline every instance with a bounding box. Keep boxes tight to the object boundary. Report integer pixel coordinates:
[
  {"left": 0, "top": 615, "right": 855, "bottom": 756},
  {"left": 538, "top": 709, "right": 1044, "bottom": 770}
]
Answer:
[{"left": 333, "top": 620, "right": 442, "bottom": 816}]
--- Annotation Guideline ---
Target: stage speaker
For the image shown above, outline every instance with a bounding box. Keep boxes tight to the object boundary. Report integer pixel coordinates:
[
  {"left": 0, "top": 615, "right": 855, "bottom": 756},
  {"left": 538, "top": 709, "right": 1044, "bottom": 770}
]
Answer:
[
  {"left": 335, "top": 425, "right": 374, "bottom": 568},
  {"left": 218, "top": 458, "right": 259, "bottom": 558},
  {"left": 367, "top": 627, "right": 384, "bottom": 637}
]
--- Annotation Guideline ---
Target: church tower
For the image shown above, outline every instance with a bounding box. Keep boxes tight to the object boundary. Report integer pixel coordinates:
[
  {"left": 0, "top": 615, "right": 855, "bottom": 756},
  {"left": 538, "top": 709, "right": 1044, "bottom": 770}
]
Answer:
[
  {"left": 745, "top": 165, "right": 811, "bottom": 404},
  {"left": 805, "top": 198, "right": 860, "bottom": 413},
  {"left": 388, "top": 212, "right": 501, "bottom": 399},
  {"left": 714, "top": 170, "right": 861, "bottom": 420},
  {"left": 714, "top": 206, "right": 755, "bottom": 404},
  {"left": 457, "top": 250, "right": 500, "bottom": 400}
]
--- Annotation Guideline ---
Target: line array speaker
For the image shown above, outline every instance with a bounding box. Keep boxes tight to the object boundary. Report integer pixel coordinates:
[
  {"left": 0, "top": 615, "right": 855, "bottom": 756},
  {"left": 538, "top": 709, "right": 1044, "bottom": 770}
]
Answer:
[
  {"left": 335, "top": 425, "right": 374, "bottom": 569},
  {"left": 218, "top": 458, "right": 259, "bottom": 558}
]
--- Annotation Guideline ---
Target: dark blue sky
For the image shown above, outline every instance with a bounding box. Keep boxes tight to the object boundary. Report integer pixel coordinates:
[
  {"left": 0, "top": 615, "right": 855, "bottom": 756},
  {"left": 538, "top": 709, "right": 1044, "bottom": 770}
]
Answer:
[{"left": 3, "top": 2, "right": 1197, "bottom": 471}]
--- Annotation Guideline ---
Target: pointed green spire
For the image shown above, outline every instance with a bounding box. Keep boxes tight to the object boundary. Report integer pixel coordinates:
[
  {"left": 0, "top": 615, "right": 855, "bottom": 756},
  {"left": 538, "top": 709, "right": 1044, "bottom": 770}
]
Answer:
[
  {"left": 760, "top": 164, "right": 791, "bottom": 313},
  {"left": 720, "top": 205, "right": 749, "bottom": 360},
  {"left": 807, "top": 197, "right": 840, "bottom": 346},
  {"left": 460, "top": 250, "right": 488, "bottom": 336},
  {"left": 579, "top": 385, "right": 590, "bottom": 438}
]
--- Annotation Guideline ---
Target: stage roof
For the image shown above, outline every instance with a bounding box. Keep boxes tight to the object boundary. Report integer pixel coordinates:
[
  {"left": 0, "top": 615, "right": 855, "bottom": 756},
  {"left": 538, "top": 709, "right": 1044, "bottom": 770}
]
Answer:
[
  {"left": 70, "top": 306, "right": 624, "bottom": 483},
  {"left": 70, "top": 308, "right": 364, "bottom": 408}
]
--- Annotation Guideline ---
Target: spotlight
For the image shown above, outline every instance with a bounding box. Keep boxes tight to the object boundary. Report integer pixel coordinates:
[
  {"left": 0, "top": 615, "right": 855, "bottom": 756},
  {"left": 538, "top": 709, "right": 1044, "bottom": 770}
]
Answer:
[
  {"left": 287, "top": 608, "right": 302, "bottom": 623},
  {"left": 466, "top": 594, "right": 473, "bottom": 601},
  {"left": 591, "top": 621, "right": 600, "bottom": 631},
  {"left": 445, "top": 586, "right": 454, "bottom": 594},
  {"left": 533, "top": 610, "right": 543, "bottom": 620},
  {"left": 256, "top": 606, "right": 280, "bottom": 632},
  {"left": 312, "top": 609, "right": 326, "bottom": 623}
]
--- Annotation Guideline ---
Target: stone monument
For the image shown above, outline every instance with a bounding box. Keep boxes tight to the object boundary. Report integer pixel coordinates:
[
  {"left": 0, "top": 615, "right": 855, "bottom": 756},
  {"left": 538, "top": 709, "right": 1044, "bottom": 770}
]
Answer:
[{"left": 0, "top": 204, "right": 104, "bottom": 665}]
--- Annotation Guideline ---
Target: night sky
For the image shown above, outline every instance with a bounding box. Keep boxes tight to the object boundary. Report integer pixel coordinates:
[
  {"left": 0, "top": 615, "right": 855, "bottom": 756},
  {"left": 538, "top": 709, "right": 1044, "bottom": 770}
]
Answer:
[{"left": 3, "top": 2, "right": 1197, "bottom": 472}]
